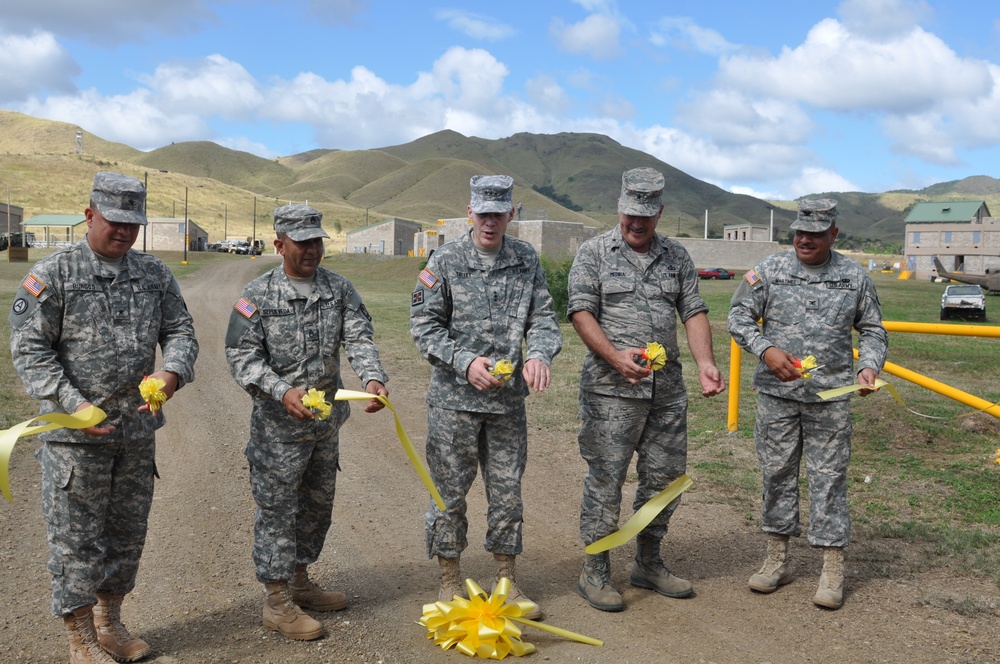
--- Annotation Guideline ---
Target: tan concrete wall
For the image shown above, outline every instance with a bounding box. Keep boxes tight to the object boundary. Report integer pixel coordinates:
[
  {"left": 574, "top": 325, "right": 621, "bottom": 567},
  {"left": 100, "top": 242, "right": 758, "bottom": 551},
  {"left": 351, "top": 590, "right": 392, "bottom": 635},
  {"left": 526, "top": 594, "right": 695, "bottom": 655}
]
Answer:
[{"left": 674, "top": 238, "right": 781, "bottom": 270}]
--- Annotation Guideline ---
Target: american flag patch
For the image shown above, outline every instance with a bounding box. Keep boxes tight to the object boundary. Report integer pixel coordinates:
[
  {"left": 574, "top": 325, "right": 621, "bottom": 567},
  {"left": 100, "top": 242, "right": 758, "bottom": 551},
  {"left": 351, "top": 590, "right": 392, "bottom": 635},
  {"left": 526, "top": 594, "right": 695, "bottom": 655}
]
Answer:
[
  {"left": 419, "top": 268, "right": 438, "bottom": 289},
  {"left": 22, "top": 274, "right": 46, "bottom": 297},
  {"left": 235, "top": 298, "right": 257, "bottom": 319},
  {"left": 743, "top": 269, "right": 760, "bottom": 286}
]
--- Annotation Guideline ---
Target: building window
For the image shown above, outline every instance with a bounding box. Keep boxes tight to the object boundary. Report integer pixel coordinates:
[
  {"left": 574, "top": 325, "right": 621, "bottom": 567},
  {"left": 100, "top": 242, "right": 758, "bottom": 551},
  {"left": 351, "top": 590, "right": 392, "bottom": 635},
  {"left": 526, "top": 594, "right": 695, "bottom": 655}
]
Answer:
[
  {"left": 973, "top": 231, "right": 982, "bottom": 244},
  {"left": 910, "top": 231, "right": 920, "bottom": 244},
  {"left": 943, "top": 231, "right": 952, "bottom": 243}
]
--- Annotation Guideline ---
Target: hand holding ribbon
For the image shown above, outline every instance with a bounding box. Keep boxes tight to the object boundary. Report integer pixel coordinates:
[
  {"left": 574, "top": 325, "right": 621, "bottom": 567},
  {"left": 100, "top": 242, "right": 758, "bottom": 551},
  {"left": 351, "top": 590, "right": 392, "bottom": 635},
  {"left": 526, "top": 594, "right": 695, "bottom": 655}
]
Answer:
[
  {"left": 301, "top": 388, "right": 333, "bottom": 420},
  {"left": 0, "top": 405, "right": 107, "bottom": 502},
  {"left": 139, "top": 376, "right": 167, "bottom": 412}
]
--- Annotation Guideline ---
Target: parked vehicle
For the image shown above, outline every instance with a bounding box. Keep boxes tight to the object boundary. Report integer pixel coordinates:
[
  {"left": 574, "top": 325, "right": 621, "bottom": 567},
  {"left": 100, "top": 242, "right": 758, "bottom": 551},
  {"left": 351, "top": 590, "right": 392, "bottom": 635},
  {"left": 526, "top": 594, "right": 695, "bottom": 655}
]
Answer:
[
  {"left": 697, "top": 267, "right": 735, "bottom": 280},
  {"left": 940, "top": 284, "right": 986, "bottom": 321},
  {"left": 0, "top": 232, "right": 33, "bottom": 251},
  {"left": 228, "top": 241, "right": 251, "bottom": 255}
]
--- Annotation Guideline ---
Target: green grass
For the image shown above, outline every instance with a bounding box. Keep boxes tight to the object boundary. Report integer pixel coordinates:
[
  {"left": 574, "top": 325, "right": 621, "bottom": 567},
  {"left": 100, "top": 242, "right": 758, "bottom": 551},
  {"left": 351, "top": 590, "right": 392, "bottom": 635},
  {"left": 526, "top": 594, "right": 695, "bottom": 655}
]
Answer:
[{"left": 5, "top": 249, "right": 1000, "bottom": 589}]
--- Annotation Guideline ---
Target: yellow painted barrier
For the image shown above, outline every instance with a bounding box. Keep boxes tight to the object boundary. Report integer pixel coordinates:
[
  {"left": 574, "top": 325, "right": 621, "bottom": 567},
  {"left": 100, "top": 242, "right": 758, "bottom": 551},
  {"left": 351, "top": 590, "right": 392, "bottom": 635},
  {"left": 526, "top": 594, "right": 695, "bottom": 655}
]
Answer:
[{"left": 727, "top": 320, "right": 1000, "bottom": 430}]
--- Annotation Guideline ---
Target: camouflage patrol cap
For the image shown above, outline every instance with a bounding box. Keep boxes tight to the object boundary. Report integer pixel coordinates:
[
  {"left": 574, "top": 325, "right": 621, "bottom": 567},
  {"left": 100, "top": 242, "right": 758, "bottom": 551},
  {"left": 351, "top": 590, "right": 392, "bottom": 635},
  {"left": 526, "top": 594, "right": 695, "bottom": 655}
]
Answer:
[
  {"left": 469, "top": 175, "right": 514, "bottom": 214},
  {"left": 91, "top": 171, "right": 147, "bottom": 225},
  {"left": 273, "top": 204, "right": 330, "bottom": 241},
  {"left": 790, "top": 198, "right": 838, "bottom": 232},
  {"left": 618, "top": 167, "right": 665, "bottom": 216}
]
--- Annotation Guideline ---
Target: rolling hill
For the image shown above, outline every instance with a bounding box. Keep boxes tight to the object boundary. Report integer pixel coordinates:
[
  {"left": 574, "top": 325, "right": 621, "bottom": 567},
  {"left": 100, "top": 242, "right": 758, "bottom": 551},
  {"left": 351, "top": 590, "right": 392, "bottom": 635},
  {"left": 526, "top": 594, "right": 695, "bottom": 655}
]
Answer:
[{"left": 2, "top": 109, "right": 998, "bottom": 247}]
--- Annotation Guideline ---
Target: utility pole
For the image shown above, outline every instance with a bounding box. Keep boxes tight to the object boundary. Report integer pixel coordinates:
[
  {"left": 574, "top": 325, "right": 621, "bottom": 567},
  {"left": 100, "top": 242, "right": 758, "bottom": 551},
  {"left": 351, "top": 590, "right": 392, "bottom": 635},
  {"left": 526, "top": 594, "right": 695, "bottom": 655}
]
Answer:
[{"left": 182, "top": 186, "right": 189, "bottom": 265}]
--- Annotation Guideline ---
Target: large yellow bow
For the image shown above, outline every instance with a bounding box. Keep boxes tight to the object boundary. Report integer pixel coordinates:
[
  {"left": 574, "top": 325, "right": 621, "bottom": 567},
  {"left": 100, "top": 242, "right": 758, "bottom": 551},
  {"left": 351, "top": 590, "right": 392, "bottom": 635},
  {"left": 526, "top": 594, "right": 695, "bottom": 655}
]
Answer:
[{"left": 138, "top": 376, "right": 167, "bottom": 412}]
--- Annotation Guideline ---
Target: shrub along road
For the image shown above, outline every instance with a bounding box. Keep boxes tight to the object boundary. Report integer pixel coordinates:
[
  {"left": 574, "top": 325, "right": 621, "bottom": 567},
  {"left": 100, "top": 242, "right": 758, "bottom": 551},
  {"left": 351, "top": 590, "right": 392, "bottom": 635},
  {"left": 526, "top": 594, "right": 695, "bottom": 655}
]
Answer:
[{"left": 1, "top": 255, "right": 997, "bottom": 663}]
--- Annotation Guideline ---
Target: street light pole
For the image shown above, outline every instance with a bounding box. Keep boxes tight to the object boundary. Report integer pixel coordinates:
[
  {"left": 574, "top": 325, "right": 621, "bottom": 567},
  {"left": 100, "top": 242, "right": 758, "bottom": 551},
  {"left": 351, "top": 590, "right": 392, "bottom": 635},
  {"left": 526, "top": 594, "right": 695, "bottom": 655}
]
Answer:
[
  {"left": 252, "top": 196, "right": 257, "bottom": 257},
  {"left": 224, "top": 203, "right": 228, "bottom": 242},
  {"left": 182, "top": 186, "right": 189, "bottom": 265}
]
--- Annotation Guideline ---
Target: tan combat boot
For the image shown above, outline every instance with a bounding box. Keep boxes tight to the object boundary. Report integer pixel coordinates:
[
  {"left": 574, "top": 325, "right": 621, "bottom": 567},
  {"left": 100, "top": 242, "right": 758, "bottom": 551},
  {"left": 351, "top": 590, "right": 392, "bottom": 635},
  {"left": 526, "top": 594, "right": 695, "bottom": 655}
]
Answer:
[
  {"left": 437, "top": 555, "right": 466, "bottom": 602},
  {"left": 263, "top": 581, "right": 324, "bottom": 640},
  {"left": 290, "top": 565, "right": 348, "bottom": 611},
  {"left": 630, "top": 536, "right": 693, "bottom": 598},
  {"left": 813, "top": 546, "right": 845, "bottom": 609},
  {"left": 493, "top": 553, "right": 542, "bottom": 620},
  {"left": 93, "top": 593, "right": 151, "bottom": 662},
  {"left": 748, "top": 534, "right": 794, "bottom": 593},
  {"left": 577, "top": 552, "right": 624, "bottom": 612},
  {"left": 64, "top": 606, "right": 117, "bottom": 664}
]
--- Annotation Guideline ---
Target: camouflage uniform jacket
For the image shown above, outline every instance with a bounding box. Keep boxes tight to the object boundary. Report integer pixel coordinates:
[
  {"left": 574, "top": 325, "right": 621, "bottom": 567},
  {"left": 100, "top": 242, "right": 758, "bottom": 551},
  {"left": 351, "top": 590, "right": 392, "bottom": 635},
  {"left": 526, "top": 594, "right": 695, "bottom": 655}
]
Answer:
[
  {"left": 410, "top": 232, "right": 562, "bottom": 414},
  {"left": 8, "top": 239, "right": 198, "bottom": 443},
  {"left": 728, "top": 249, "right": 888, "bottom": 402},
  {"left": 567, "top": 226, "right": 707, "bottom": 400},
  {"left": 226, "top": 266, "right": 388, "bottom": 443}
]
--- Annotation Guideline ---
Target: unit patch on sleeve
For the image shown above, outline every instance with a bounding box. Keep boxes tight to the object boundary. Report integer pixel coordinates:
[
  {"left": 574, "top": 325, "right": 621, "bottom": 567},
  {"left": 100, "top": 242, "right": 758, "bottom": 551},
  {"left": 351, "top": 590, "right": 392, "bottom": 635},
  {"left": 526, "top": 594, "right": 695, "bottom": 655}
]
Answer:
[
  {"left": 235, "top": 297, "right": 258, "bottom": 319},
  {"left": 412, "top": 288, "right": 425, "bottom": 306}
]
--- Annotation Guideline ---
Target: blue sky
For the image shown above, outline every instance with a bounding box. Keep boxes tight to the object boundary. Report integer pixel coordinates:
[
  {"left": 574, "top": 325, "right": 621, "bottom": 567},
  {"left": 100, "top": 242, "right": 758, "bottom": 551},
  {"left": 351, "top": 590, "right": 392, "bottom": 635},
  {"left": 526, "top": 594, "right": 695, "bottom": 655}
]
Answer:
[{"left": 2, "top": 0, "right": 999, "bottom": 200}]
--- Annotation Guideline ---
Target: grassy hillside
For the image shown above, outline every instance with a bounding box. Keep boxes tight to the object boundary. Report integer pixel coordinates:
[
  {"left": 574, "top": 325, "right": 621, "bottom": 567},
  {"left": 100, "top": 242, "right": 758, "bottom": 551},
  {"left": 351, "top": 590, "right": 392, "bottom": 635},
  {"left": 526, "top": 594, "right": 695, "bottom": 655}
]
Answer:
[{"left": 3, "top": 110, "right": 998, "bottom": 246}]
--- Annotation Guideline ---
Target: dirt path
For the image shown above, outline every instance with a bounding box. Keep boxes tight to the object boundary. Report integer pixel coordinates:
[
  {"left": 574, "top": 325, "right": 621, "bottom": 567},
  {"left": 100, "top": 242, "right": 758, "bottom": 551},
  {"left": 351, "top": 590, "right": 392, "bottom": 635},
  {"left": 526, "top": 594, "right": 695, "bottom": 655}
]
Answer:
[{"left": 2, "top": 256, "right": 998, "bottom": 663}]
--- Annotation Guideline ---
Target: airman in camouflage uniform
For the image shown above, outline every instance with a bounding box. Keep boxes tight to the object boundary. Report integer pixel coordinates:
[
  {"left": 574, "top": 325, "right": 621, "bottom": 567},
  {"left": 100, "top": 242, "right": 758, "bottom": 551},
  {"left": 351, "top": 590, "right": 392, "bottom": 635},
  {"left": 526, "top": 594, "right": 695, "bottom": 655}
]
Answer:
[
  {"left": 568, "top": 167, "right": 726, "bottom": 612},
  {"left": 410, "top": 175, "right": 562, "bottom": 619},
  {"left": 728, "top": 198, "right": 888, "bottom": 610},
  {"left": 225, "top": 204, "right": 388, "bottom": 641},
  {"left": 9, "top": 171, "right": 198, "bottom": 663}
]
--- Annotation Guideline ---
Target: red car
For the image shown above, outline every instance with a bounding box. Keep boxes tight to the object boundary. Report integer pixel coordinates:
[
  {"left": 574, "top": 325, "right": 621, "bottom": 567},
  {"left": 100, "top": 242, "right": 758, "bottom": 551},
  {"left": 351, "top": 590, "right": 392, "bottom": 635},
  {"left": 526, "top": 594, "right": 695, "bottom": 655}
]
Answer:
[{"left": 698, "top": 267, "right": 735, "bottom": 280}]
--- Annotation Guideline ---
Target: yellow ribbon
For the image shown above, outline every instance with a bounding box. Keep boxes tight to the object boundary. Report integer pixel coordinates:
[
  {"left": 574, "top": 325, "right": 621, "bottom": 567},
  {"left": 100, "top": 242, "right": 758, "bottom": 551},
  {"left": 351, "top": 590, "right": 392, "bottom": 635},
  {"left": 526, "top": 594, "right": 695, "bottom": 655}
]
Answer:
[
  {"left": 816, "top": 378, "right": 904, "bottom": 404},
  {"left": 138, "top": 376, "right": 167, "bottom": 413},
  {"left": 334, "top": 389, "right": 445, "bottom": 510},
  {"left": 301, "top": 387, "right": 333, "bottom": 420},
  {"left": 793, "top": 354, "right": 818, "bottom": 380},
  {"left": 0, "top": 406, "right": 107, "bottom": 502},
  {"left": 421, "top": 578, "right": 602, "bottom": 658},
  {"left": 585, "top": 473, "right": 693, "bottom": 554},
  {"left": 643, "top": 342, "right": 667, "bottom": 371},
  {"left": 488, "top": 359, "right": 515, "bottom": 382}
]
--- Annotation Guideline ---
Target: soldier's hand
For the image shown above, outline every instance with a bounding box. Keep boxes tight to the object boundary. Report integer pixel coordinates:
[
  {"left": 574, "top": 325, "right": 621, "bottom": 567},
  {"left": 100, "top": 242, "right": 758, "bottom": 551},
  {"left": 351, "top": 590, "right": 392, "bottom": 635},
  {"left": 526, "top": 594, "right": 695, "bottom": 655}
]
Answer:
[
  {"left": 77, "top": 402, "right": 116, "bottom": 437},
  {"left": 467, "top": 357, "right": 503, "bottom": 392},
  {"left": 857, "top": 368, "right": 879, "bottom": 397},
  {"left": 282, "top": 388, "right": 316, "bottom": 421},
  {"left": 762, "top": 347, "right": 801, "bottom": 383},
  {"left": 138, "top": 370, "right": 179, "bottom": 413},
  {"left": 698, "top": 364, "right": 726, "bottom": 397},
  {"left": 614, "top": 347, "right": 651, "bottom": 385},
  {"left": 522, "top": 359, "right": 551, "bottom": 393},
  {"left": 364, "top": 380, "right": 388, "bottom": 413}
]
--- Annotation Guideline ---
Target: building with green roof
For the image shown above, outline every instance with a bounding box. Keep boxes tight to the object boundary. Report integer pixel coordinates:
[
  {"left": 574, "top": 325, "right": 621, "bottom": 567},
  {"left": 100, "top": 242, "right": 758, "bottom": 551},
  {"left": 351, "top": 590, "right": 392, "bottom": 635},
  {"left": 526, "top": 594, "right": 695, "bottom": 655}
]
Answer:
[{"left": 902, "top": 200, "right": 1000, "bottom": 279}]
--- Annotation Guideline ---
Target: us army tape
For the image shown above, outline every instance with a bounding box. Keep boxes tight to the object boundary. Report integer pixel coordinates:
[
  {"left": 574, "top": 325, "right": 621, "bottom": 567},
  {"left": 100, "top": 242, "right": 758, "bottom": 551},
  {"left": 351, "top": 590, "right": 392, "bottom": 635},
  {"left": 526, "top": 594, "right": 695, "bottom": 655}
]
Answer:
[
  {"left": 0, "top": 405, "right": 107, "bottom": 502},
  {"left": 334, "top": 389, "right": 445, "bottom": 510}
]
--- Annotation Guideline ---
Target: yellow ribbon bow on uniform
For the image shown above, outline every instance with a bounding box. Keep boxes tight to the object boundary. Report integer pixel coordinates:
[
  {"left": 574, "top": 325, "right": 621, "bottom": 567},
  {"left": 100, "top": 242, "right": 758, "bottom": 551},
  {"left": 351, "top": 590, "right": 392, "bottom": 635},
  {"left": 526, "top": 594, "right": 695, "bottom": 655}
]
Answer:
[
  {"left": 488, "top": 359, "right": 515, "bottom": 381},
  {"left": 642, "top": 342, "right": 667, "bottom": 371}
]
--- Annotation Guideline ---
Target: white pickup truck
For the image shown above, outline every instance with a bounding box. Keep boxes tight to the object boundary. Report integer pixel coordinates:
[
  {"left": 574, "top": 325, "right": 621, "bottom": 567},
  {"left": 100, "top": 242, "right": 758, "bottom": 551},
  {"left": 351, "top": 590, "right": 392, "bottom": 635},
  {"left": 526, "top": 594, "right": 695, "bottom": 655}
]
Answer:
[{"left": 940, "top": 284, "right": 987, "bottom": 321}]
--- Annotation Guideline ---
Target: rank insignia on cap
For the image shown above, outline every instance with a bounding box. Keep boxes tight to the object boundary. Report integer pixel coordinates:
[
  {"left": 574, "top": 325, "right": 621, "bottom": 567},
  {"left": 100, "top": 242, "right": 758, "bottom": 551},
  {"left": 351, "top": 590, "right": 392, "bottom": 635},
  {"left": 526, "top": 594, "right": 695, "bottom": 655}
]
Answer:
[
  {"left": 419, "top": 268, "right": 438, "bottom": 289},
  {"left": 22, "top": 274, "right": 46, "bottom": 297},
  {"left": 235, "top": 297, "right": 258, "bottom": 319},
  {"left": 743, "top": 269, "right": 760, "bottom": 286}
]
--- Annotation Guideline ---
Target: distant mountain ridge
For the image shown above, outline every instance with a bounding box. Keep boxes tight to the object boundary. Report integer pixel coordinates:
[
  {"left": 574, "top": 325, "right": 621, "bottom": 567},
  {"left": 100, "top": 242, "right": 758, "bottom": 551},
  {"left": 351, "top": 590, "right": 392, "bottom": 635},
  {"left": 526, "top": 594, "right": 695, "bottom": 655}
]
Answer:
[{"left": 1, "top": 109, "right": 997, "bottom": 245}]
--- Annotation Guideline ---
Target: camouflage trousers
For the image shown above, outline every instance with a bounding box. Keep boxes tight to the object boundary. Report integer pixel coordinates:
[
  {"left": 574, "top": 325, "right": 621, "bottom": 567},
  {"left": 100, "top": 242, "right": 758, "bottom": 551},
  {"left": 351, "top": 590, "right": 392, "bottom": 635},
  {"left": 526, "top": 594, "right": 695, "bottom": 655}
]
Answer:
[
  {"left": 578, "top": 391, "right": 688, "bottom": 546},
  {"left": 424, "top": 405, "right": 527, "bottom": 559},
  {"left": 37, "top": 438, "right": 156, "bottom": 617},
  {"left": 754, "top": 393, "right": 852, "bottom": 547},
  {"left": 246, "top": 431, "right": 339, "bottom": 583}
]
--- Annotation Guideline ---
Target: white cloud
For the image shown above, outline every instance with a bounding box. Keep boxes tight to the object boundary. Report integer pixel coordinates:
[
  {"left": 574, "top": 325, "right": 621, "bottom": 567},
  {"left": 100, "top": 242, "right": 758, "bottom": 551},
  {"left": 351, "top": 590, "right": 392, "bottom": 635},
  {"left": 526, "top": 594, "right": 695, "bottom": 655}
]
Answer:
[
  {"left": 0, "top": 31, "right": 78, "bottom": 101},
  {"left": 592, "top": 94, "right": 633, "bottom": 121},
  {"left": 142, "top": 55, "right": 263, "bottom": 118},
  {"left": 526, "top": 75, "right": 572, "bottom": 116},
  {"left": 788, "top": 167, "right": 860, "bottom": 197},
  {"left": 649, "top": 17, "right": 737, "bottom": 56},
  {"left": 17, "top": 88, "right": 208, "bottom": 151},
  {"left": 550, "top": 14, "right": 622, "bottom": 60},
  {"left": 719, "top": 19, "right": 992, "bottom": 114},
  {"left": 217, "top": 135, "right": 279, "bottom": 159},
  {"left": 435, "top": 9, "right": 516, "bottom": 41},
  {"left": 677, "top": 90, "right": 812, "bottom": 146}
]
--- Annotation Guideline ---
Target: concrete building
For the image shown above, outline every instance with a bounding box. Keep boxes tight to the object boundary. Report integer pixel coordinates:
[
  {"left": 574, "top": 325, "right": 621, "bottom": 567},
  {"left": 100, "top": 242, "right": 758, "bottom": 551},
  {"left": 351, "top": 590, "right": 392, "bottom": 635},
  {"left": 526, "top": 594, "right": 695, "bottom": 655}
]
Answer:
[
  {"left": 675, "top": 238, "right": 780, "bottom": 271},
  {"left": 724, "top": 223, "right": 771, "bottom": 242},
  {"left": 1, "top": 202, "right": 25, "bottom": 235},
  {"left": 902, "top": 201, "right": 1000, "bottom": 279},
  {"left": 142, "top": 217, "right": 209, "bottom": 252},
  {"left": 507, "top": 219, "right": 599, "bottom": 259},
  {"left": 346, "top": 217, "right": 423, "bottom": 255}
]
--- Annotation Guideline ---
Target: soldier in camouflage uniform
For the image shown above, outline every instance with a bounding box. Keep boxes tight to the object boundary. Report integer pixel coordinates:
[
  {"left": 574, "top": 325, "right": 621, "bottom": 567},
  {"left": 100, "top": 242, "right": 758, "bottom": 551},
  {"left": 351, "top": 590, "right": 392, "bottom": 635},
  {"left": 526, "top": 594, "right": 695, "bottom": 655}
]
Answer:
[
  {"left": 410, "top": 175, "right": 562, "bottom": 619},
  {"left": 568, "top": 167, "right": 726, "bottom": 613},
  {"left": 728, "top": 198, "right": 888, "bottom": 610},
  {"left": 9, "top": 172, "right": 198, "bottom": 663},
  {"left": 225, "top": 204, "right": 388, "bottom": 641}
]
